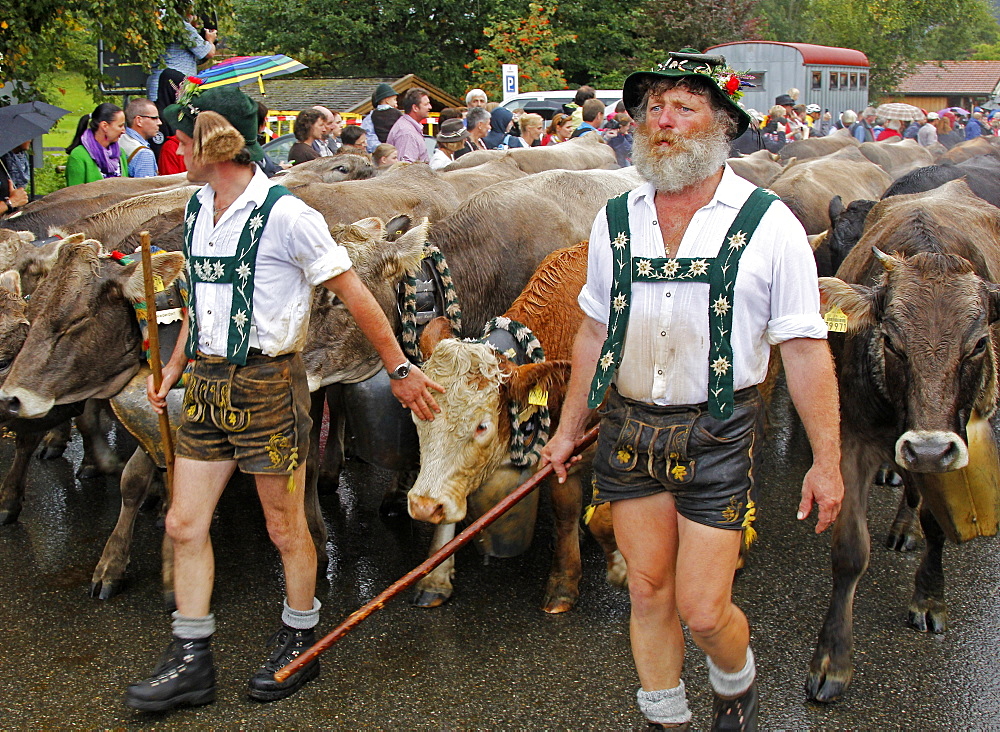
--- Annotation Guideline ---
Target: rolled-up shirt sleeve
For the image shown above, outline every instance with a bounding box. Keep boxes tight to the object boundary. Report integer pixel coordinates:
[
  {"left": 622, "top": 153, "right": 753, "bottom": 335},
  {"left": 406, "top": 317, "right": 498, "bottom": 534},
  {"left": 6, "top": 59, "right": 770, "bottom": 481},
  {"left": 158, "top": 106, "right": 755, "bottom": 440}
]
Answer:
[
  {"left": 286, "top": 205, "right": 354, "bottom": 285},
  {"left": 578, "top": 206, "right": 613, "bottom": 324},
  {"left": 765, "top": 209, "right": 828, "bottom": 344}
]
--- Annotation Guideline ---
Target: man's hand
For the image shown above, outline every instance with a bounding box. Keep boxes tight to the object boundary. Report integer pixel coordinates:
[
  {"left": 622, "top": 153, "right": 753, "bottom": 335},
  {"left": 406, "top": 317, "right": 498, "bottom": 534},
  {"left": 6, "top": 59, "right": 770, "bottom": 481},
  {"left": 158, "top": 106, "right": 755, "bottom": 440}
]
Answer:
[
  {"left": 8, "top": 187, "right": 28, "bottom": 209},
  {"left": 537, "top": 431, "right": 582, "bottom": 484},
  {"left": 146, "top": 360, "right": 185, "bottom": 415},
  {"left": 390, "top": 365, "right": 444, "bottom": 422},
  {"left": 797, "top": 460, "right": 844, "bottom": 533}
]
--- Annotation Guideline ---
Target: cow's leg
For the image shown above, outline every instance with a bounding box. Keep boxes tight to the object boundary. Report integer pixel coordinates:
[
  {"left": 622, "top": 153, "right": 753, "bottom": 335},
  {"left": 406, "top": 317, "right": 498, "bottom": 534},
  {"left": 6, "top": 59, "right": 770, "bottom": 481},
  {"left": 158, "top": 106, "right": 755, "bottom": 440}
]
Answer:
[
  {"left": 543, "top": 473, "right": 584, "bottom": 614},
  {"left": 382, "top": 470, "right": 416, "bottom": 519},
  {"left": 412, "top": 523, "right": 456, "bottom": 607},
  {"left": 37, "top": 420, "right": 71, "bottom": 460},
  {"left": 806, "top": 437, "right": 881, "bottom": 703},
  {"left": 303, "top": 391, "right": 329, "bottom": 573},
  {"left": 90, "top": 447, "right": 158, "bottom": 599},
  {"left": 885, "top": 480, "right": 922, "bottom": 552},
  {"left": 76, "top": 399, "right": 123, "bottom": 479},
  {"left": 318, "top": 385, "right": 345, "bottom": 494},
  {"left": 907, "top": 500, "right": 948, "bottom": 633},
  {"left": 0, "top": 429, "right": 45, "bottom": 524},
  {"left": 587, "top": 501, "right": 628, "bottom": 588}
]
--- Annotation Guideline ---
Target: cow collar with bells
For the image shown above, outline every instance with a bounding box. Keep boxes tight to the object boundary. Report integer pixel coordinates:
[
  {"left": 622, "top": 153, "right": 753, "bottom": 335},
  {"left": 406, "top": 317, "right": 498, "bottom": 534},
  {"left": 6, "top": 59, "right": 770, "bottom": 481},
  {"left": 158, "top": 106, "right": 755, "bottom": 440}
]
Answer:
[
  {"left": 107, "top": 247, "right": 189, "bottom": 375},
  {"left": 480, "top": 316, "right": 550, "bottom": 468},
  {"left": 588, "top": 187, "right": 778, "bottom": 419}
]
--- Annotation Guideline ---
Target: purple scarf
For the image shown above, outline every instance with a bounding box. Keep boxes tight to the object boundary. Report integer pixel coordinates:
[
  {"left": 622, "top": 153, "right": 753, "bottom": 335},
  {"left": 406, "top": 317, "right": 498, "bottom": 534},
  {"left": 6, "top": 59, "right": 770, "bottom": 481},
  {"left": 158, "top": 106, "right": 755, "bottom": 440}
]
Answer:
[{"left": 81, "top": 128, "right": 122, "bottom": 178}]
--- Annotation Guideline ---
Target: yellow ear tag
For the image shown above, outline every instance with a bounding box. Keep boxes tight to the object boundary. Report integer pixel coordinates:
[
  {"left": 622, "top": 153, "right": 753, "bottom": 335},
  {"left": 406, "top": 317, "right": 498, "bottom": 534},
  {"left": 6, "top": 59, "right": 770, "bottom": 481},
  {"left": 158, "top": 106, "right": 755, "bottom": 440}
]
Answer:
[
  {"left": 153, "top": 275, "right": 165, "bottom": 293},
  {"left": 824, "top": 305, "right": 848, "bottom": 333},
  {"left": 528, "top": 385, "right": 549, "bottom": 407}
]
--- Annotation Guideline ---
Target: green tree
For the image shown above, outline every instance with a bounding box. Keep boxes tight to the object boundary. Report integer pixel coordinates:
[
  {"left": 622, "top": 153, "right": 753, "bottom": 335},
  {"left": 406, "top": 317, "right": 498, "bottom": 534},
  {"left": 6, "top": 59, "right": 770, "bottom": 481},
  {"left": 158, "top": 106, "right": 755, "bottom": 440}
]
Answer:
[
  {"left": 756, "top": 0, "right": 814, "bottom": 42},
  {"left": 232, "top": 0, "right": 502, "bottom": 97},
  {"left": 551, "top": 0, "right": 645, "bottom": 88},
  {"left": 637, "top": 0, "right": 765, "bottom": 66},
  {"left": 466, "top": 3, "right": 576, "bottom": 99},
  {"left": 1, "top": 1, "right": 226, "bottom": 103}
]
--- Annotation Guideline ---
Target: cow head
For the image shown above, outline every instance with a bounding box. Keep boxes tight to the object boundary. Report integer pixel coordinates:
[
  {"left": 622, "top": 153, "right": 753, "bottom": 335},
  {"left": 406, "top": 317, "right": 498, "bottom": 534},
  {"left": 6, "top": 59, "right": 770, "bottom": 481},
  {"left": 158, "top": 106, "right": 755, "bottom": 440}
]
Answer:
[
  {"left": 407, "top": 318, "right": 571, "bottom": 524},
  {"left": 301, "top": 216, "right": 428, "bottom": 389},
  {"left": 827, "top": 196, "right": 875, "bottom": 275},
  {"left": 820, "top": 248, "right": 1000, "bottom": 472},
  {"left": 0, "top": 239, "right": 184, "bottom": 418}
]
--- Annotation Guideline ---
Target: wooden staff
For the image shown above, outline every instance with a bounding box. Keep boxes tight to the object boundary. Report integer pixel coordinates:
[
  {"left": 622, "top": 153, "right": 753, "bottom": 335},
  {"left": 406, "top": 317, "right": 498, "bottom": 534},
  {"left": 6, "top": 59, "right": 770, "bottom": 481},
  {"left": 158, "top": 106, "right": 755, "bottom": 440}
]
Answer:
[
  {"left": 139, "top": 231, "right": 175, "bottom": 500},
  {"left": 275, "top": 424, "right": 600, "bottom": 682}
]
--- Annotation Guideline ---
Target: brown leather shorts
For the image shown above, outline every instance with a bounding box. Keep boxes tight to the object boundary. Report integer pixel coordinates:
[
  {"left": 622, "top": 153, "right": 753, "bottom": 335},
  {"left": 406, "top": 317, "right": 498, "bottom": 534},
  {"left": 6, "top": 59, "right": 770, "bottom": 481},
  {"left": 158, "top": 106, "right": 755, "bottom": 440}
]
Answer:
[
  {"left": 592, "top": 386, "right": 763, "bottom": 531},
  {"left": 174, "top": 351, "right": 311, "bottom": 475}
]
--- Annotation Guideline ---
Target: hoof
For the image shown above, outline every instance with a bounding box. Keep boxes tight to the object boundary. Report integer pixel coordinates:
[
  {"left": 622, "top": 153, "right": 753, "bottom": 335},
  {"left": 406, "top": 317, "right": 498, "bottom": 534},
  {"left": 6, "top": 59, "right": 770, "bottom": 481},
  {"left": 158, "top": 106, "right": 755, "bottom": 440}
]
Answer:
[
  {"left": 76, "top": 463, "right": 101, "bottom": 480},
  {"left": 908, "top": 602, "right": 948, "bottom": 633},
  {"left": 542, "top": 597, "right": 575, "bottom": 614},
  {"left": 805, "top": 664, "right": 851, "bottom": 703},
  {"left": 0, "top": 507, "right": 22, "bottom": 525},
  {"left": 89, "top": 578, "right": 125, "bottom": 600},
  {"left": 885, "top": 529, "right": 921, "bottom": 552},
  {"left": 163, "top": 591, "right": 177, "bottom": 614},
  {"left": 38, "top": 444, "right": 67, "bottom": 460},
  {"left": 411, "top": 589, "right": 450, "bottom": 608}
]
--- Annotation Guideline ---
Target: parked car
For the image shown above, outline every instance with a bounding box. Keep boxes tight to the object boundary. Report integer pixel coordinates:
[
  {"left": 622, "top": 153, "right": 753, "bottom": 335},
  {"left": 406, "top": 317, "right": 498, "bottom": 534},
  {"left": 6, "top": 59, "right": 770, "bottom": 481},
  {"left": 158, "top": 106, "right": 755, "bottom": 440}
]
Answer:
[
  {"left": 499, "top": 90, "right": 623, "bottom": 120},
  {"left": 262, "top": 133, "right": 295, "bottom": 166}
]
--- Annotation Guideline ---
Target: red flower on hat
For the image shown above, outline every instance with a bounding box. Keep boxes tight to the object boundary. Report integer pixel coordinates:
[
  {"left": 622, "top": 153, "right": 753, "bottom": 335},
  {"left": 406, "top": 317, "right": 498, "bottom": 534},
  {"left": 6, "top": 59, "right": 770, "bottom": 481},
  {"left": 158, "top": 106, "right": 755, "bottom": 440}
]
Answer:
[
  {"left": 725, "top": 74, "right": 740, "bottom": 95},
  {"left": 187, "top": 76, "right": 204, "bottom": 85}
]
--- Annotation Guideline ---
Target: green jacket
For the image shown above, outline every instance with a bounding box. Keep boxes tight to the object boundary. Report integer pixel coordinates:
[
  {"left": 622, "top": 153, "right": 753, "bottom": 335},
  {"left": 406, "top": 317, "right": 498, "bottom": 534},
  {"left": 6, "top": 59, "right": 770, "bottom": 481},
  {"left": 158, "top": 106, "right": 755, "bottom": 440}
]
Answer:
[{"left": 65, "top": 144, "right": 130, "bottom": 186}]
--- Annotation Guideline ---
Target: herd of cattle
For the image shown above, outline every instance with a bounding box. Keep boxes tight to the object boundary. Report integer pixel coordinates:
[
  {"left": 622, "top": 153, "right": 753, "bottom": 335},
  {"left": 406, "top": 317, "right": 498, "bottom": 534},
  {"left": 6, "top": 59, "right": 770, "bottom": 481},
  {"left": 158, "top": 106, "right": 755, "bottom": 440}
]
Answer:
[{"left": 2, "top": 130, "right": 1000, "bottom": 704}]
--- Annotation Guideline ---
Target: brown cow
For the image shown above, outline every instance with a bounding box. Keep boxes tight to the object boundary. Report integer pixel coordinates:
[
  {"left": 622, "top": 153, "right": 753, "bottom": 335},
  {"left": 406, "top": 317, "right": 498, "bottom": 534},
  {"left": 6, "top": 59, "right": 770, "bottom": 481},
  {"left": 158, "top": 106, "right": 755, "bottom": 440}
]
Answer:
[
  {"left": 278, "top": 152, "right": 376, "bottom": 184},
  {"left": 938, "top": 136, "right": 1000, "bottom": 164},
  {"left": 778, "top": 134, "right": 860, "bottom": 163},
  {"left": 408, "top": 242, "right": 625, "bottom": 612},
  {"left": 806, "top": 180, "right": 1000, "bottom": 703},
  {"left": 437, "top": 156, "right": 528, "bottom": 202},
  {"left": 727, "top": 151, "right": 782, "bottom": 188},
  {"left": 858, "top": 139, "right": 936, "bottom": 180},
  {"left": 441, "top": 134, "right": 617, "bottom": 173},
  {"left": 770, "top": 156, "right": 891, "bottom": 234}
]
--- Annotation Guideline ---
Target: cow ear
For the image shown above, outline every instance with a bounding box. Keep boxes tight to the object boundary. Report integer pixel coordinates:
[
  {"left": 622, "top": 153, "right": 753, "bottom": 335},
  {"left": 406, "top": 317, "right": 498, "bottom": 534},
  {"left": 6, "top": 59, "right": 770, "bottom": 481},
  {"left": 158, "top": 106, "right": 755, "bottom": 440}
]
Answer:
[
  {"left": 350, "top": 217, "right": 385, "bottom": 240},
  {"left": 819, "top": 277, "right": 878, "bottom": 331},
  {"left": 986, "top": 282, "right": 1000, "bottom": 325},
  {"left": 506, "top": 361, "right": 572, "bottom": 413},
  {"left": 828, "top": 195, "right": 844, "bottom": 221},
  {"left": 117, "top": 252, "right": 186, "bottom": 301},
  {"left": 385, "top": 215, "right": 412, "bottom": 241},
  {"left": 420, "top": 317, "right": 455, "bottom": 358},
  {"left": 0, "top": 270, "right": 21, "bottom": 298}
]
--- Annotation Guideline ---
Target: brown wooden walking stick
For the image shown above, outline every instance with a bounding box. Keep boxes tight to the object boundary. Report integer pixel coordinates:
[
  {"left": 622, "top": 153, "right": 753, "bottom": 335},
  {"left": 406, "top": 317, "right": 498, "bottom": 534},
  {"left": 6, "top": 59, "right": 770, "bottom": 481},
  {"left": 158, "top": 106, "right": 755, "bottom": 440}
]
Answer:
[
  {"left": 275, "top": 424, "right": 600, "bottom": 682},
  {"left": 139, "top": 231, "right": 175, "bottom": 500}
]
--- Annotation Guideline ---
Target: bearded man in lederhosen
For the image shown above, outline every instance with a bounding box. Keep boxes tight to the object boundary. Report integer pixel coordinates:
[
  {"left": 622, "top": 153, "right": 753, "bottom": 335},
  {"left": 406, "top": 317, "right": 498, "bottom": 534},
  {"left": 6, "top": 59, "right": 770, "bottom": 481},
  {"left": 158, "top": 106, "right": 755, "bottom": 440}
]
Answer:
[{"left": 540, "top": 52, "right": 844, "bottom": 731}]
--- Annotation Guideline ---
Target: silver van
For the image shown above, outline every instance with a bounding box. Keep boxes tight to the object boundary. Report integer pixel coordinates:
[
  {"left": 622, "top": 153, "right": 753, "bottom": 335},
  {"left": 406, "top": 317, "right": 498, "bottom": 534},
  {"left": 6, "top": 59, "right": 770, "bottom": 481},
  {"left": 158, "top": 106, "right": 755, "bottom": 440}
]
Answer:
[{"left": 499, "top": 90, "right": 623, "bottom": 120}]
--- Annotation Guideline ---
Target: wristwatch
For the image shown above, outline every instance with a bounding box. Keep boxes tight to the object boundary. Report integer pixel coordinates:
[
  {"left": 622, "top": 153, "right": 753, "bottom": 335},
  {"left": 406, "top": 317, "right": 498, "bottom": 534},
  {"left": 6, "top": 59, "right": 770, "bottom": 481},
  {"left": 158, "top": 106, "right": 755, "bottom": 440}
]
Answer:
[
  {"left": 2, "top": 198, "right": 13, "bottom": 214},
  {"left": 387, "top": 360, "right": 412, "bottom": 380}
]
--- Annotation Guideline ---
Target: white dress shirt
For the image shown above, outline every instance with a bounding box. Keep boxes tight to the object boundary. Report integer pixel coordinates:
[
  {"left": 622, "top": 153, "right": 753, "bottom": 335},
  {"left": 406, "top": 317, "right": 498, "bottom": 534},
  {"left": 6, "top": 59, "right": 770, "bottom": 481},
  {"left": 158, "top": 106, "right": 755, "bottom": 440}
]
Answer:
[
  {"left": 188, "top": 167, "right": 353, "bottom": 357},
  {"left": 579, "top": 165, "right": 826, "bottom": 406}
]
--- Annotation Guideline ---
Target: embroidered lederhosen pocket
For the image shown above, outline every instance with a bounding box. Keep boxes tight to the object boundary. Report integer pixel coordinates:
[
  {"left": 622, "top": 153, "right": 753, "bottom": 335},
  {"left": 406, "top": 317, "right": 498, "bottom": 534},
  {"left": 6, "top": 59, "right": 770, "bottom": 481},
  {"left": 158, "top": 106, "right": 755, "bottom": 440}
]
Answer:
[
  {"left": 604, "top": 392, "right": 698, "bottom": 486},
  {"left": 655, "top": 423, "right": 697, "bottom": 487},
  {"left": 182, "top": 367, "right": 252, "bottom": 433}
]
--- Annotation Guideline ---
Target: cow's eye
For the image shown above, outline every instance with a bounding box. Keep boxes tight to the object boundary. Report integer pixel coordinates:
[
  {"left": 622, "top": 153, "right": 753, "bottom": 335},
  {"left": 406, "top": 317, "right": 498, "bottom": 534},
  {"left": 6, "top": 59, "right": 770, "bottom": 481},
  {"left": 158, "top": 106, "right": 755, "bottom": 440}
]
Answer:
[
  {"left": 475, "top": 422, "right": 489, "bottom": 435},
  {"left": 971, "top": 336, "right": 989, "bottom": 356},
  {"left": 883, "top": 334, "right": 905, "bottom": 360}
]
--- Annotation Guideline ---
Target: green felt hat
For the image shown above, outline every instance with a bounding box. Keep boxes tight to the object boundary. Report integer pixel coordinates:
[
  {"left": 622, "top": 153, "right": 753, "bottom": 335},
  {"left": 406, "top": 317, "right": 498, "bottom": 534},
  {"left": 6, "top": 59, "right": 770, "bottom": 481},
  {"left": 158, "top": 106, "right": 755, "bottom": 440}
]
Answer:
[
  {"left": 164, "top": 83, "right": 264, "bottom": 161},
  {"left": 622, "top": 50, "right": 752, "bottom": 139}
]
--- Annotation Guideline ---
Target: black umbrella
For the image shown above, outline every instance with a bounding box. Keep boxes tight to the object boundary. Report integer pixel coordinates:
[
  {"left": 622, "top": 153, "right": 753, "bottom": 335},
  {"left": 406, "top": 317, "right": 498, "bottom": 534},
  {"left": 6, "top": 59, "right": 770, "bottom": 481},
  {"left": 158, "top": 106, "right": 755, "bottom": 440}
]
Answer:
[{"left": 0, "top": 101, "right": 70, "bottom": 156}]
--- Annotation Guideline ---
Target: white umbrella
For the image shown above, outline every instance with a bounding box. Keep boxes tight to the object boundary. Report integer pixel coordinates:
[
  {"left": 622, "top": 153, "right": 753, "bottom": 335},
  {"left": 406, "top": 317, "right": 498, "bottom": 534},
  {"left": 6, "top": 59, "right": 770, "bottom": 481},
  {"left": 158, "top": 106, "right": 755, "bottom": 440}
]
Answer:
[{"left": 874, "top": 102, "right": 924, "bottom": 121}]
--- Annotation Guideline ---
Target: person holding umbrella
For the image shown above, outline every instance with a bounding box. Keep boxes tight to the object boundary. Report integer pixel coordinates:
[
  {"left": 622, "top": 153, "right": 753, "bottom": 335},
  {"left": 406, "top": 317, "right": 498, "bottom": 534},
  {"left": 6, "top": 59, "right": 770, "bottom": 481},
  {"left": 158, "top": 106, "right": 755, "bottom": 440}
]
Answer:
[
  {"left": 0, "top": 100, "right": 70, "bottom": 210},
  {"left": 0, "top": 153, "right": 28, "bottom": 218},
  {"left": 65, "top": 103, "right": 129, "bottom": 186}
]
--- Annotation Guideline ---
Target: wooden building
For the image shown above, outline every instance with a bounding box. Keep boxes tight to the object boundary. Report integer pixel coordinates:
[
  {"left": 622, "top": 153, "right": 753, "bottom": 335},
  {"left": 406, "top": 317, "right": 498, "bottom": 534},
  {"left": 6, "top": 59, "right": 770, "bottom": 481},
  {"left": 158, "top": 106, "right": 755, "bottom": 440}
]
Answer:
[
  {"left": 705, "top": 41, "right": 870, "bottom": 116},
  {"left": 889, "top": 61, "right": 1000, "bottom": 111}
]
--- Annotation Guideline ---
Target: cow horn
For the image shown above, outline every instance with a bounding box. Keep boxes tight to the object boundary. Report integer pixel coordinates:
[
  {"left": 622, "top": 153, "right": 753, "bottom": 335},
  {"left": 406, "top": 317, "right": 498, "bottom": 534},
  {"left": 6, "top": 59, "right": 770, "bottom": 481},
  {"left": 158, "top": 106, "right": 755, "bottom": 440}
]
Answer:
[{"left": 872, "top": 247, "right": 897, "bottom": 271}]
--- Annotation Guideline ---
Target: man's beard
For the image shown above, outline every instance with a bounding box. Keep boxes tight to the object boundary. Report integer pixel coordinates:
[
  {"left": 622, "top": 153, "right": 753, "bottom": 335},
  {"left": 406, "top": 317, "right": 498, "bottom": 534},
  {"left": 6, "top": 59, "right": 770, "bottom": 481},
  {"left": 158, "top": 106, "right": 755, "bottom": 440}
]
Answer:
[{"left": 632, "top": 123, "right": 731, "bottom": 193}]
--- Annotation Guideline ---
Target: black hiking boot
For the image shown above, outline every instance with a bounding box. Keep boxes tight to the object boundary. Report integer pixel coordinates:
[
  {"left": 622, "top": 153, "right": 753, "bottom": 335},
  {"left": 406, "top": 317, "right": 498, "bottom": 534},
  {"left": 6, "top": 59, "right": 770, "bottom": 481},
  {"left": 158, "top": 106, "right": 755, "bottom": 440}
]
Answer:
[
  {"left": 247, "top": 624, "right": 320, "bottom": 702},
  {"left": 124, "top": 636, "right": 216, "bottom": 712},
  {"left": 710, "top": 681, "right": 758, "bottom": 732}
]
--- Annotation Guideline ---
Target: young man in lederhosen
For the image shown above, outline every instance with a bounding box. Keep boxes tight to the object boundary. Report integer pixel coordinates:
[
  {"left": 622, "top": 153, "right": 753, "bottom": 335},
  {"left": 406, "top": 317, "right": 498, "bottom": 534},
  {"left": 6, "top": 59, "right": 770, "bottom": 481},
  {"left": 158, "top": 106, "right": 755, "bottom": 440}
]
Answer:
[
  {"left": 124, "top": 85, "right": 443, "bottom": 712},
  {"left": 540, "top": 52, "right": 844, "bottom": 731}
]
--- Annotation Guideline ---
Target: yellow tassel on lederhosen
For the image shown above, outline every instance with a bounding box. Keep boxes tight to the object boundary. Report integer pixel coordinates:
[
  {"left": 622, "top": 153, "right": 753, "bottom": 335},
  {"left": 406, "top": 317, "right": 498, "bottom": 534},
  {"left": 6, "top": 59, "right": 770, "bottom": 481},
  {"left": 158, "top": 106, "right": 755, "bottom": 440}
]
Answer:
[
  {"left": 582, "top": 474, "right": 600, "bottom": 525},
  {"left": 741, "top": 495, "right": 758, "bottom": 548}
]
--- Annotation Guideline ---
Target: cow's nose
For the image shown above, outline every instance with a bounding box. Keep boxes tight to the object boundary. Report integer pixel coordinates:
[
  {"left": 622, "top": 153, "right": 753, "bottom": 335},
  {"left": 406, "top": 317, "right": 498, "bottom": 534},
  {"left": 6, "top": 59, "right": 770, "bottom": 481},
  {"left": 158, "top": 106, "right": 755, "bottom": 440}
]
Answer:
[
  {"left": 0, "top": 394, "right": 20, "bottom": 417},
  {"left": 898, "top": 432, "right": 965, "bottom": 472},
  {"left": 408, "top": 494, "right": 446, "bottom": 524}
]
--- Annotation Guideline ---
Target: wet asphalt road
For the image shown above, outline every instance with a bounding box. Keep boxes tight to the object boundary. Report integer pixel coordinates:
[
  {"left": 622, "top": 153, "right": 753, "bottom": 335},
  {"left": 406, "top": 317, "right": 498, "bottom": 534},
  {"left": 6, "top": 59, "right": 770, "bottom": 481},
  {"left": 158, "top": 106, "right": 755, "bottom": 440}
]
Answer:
[{"left": 0, "top": 387, "right": 999, "bottom": 730}]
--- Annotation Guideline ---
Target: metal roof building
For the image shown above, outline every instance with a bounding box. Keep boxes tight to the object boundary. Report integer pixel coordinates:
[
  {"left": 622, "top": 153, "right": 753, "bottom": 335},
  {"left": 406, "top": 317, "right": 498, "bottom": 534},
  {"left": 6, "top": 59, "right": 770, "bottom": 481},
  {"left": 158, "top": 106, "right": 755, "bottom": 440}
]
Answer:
[{"left": 706, "top": 42, "right": 870, "bottom": 116}]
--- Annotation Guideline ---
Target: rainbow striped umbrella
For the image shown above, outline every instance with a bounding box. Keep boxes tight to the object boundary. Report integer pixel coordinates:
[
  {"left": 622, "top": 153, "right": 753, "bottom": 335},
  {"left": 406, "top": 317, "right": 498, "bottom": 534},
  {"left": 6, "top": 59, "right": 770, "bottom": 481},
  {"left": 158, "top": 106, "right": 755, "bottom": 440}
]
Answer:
[{"left": 197, "top": 55, "right": 307, "bottom": 94}]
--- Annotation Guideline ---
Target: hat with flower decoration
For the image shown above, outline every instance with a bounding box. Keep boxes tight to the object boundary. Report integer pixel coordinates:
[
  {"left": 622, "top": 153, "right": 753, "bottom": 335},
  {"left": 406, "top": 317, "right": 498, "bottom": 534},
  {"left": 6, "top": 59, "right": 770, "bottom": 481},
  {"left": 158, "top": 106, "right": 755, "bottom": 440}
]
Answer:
[
  {"left": 163, "top": 78, "right": 264, "bottom": 161},
  {"left": 622, "top": 49, "right": 753, "bottom": 139}
]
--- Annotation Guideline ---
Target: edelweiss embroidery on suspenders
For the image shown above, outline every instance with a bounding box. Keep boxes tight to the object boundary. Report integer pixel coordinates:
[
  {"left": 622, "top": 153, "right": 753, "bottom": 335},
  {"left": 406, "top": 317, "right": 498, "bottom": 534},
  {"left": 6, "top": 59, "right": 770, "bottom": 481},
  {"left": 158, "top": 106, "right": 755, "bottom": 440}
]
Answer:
[
  {"left": 588, "top": 187, "right": 778, "bottom": 419},
  {"left": 183, "top": 186, "right": 291, "bottom": 365}
]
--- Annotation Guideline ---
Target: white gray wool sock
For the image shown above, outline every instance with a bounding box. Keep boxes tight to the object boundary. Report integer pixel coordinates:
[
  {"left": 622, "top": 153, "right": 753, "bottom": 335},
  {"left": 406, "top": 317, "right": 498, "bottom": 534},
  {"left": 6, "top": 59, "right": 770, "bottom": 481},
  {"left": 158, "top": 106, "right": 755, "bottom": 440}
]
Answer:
[
  {"left": 707, "top": 646, "right": 756, "bottom": 698},
  {"left": 171, "top": 611, "right": 216, "bottom": 640},
  {"left": 282, "top": 597, "right": 321, "bottom": 630},
  {"left": 637, "top": 680, "right": 692, "bottom": 725}
]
